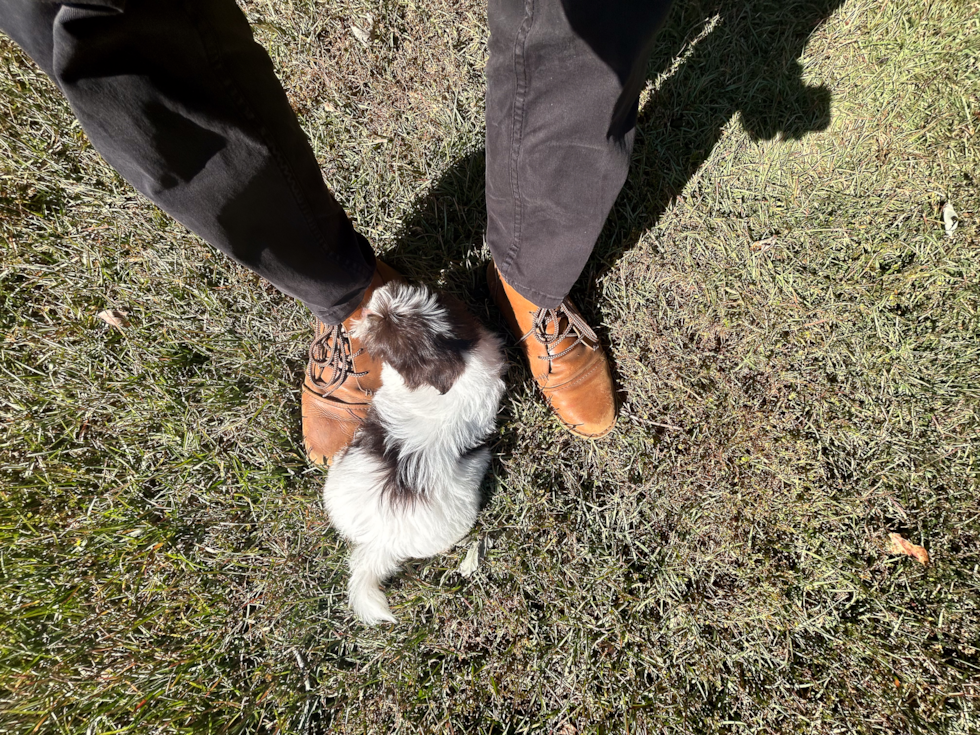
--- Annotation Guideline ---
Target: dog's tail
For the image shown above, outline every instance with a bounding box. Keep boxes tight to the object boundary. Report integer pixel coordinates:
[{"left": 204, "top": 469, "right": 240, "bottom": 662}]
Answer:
[{"left": 348, "top": 544, "right": 401, "bottom": 625}]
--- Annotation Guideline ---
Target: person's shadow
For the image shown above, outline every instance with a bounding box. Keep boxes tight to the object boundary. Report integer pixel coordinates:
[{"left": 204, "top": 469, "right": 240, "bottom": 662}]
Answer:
[
  {"left": 381, "top": 0, "right": 844, "bottom": 302},
  {"left": 372, "top": 0, "right": 844, "bottom": 480}
]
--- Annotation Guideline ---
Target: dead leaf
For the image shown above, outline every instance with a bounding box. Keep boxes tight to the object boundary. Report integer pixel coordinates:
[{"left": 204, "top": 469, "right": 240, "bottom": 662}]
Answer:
[
  {"left": 887, "top": 532, "right": 929, "bottom": 566},
  {"left": 351, "top": 14, "right": 374, "bottom": 45},
  {"left": 558, "top": 725, "right": 577, "bottom": 735},
  {"left": 97, "top": 309, "right": 129, "bottom": 331},
  {"left": 458, "top": 536, "right": 492, "bottom": 577},
  {"left": 942, "top": 202, "right": 958, "bottom": 237}
]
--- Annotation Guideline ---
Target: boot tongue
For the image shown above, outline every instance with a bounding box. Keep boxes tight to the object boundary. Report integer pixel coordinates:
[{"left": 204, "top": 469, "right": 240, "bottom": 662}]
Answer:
[
  {"left": 546, "top": 309, "right": 565, "bottom": 336},
  {"left": 308, "top": 322, "right": 370, "bottom": 396},
  {"left": 535, "top": 304, "right": 600, "bottom": 358},
  {"left": 534, "top": 309, "right": 572, "bottom": 352}
]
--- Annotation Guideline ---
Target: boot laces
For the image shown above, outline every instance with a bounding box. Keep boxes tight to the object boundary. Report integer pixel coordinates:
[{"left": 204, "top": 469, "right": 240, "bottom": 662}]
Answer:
[
  {"left": 307, "top": 322, "right": 368, "bottom": 395},
  {"left": 522, "top": 302, "right": 598, "bottom": 360}
]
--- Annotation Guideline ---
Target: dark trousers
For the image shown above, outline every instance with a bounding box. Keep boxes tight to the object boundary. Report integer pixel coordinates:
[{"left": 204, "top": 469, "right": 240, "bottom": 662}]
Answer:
[{"left": 0, "top": 0, "right": 670, "bottom": 322}]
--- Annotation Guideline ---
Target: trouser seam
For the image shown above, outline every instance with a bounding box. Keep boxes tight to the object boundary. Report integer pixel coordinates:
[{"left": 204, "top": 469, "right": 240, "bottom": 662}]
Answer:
[
  {"left": 501, "top": 0, "right": 534, "bottom": 275},
  {"left": 179, "top": 0, "right": 368, "bottom": 279}
]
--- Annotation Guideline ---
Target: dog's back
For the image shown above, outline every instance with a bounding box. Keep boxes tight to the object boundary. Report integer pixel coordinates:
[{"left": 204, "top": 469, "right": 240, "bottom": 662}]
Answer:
[{"left": 323, "top": 282, "right": 506, "bottom": 624}]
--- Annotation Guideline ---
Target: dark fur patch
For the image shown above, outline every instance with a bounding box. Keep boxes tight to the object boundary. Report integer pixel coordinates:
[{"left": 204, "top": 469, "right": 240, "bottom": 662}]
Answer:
[
  {"left": 349, "top": 418, "right": 421, "bottom": 507},
  {"left": 359, "top": 286, "right": 481, "bottom": 395},
  {"left": 439, "top": 293, "right": 483, "bottom": 343}
]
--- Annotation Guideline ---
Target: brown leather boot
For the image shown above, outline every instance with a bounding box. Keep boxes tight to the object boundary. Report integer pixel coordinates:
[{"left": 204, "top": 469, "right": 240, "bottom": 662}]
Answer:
[
  {"left": 487, "top": 264, "right": 617, "bottom": 438},
  {"left": 302, "top": 261, "right": 402, "bottom": 464}
]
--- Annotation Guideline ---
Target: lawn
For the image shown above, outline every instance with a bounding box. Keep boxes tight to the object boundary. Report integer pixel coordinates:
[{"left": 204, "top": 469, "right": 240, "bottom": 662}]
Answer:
[{"left": 1, "top": 0, "right": 978, "bottom": 732}]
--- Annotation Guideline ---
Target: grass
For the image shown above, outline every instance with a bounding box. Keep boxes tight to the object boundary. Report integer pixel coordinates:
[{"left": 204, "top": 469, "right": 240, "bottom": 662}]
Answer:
[{"left": 1, "top": 0, "right": 979, "bottom": 732}]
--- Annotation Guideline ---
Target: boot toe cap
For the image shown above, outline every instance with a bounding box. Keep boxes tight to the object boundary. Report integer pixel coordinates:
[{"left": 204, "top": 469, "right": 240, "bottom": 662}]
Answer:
[{"left": 542, "top": 354, "right": 618, "bottom": 439}]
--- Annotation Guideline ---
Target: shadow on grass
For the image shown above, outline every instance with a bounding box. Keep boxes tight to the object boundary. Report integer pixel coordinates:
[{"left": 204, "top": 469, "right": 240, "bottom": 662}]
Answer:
[
  {"left": 382, "top": 0, "right": 844, "bottom": 306},
  {"left": 374, "top": 0, "right": 845, "bottom": 485},
  {"left": 292, "top": 0, "right": 845, "bottom": 467}
]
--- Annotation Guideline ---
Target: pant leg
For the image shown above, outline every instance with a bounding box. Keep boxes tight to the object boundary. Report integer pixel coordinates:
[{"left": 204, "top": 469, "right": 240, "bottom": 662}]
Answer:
[
  {"left": 485, "top": 0, "right": 672, "bottom": 308},
  {"left": 0, "top": 0, "right": 374, "bottom": 325}
]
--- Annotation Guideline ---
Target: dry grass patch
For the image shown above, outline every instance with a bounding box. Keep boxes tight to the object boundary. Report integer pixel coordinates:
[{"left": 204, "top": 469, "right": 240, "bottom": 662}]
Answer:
[{"left": 1, "top": 0, "right": 978, "bottom": 733}]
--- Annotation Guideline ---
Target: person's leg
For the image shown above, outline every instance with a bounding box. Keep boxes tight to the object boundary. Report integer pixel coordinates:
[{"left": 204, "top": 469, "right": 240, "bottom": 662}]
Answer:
[
  {"left": 485, "top": 0, "right": 672, "bottom": 437},
  {"left": 0, "top": 0, "right": 373, "bottom": 325},
  {"left": 0, "top": 0, "right": 393, "bottom": 463},
  {"left": 486, "top": 0, "right": 671, "bottom": 306}
]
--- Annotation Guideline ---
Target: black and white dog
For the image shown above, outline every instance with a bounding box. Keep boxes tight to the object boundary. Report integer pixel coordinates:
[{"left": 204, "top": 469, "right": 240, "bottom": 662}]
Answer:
[{"left": 322, "top": 282, "right": 506, "bottom": 624}]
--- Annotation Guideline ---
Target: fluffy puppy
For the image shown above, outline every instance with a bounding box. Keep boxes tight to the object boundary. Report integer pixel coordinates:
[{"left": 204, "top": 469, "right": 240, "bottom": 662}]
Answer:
[{"left": 322, "top": 281, "right": 506, "bottom": 625}]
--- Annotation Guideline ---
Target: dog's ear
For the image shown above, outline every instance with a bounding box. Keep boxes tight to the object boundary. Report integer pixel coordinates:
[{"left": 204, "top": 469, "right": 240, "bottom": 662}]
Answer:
[{"left": 427, "top": 349, "right": 466, "bottom": 395}]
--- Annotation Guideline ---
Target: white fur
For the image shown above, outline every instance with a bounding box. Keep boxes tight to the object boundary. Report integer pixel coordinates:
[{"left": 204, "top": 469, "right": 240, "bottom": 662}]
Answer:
[
  {"left": 323, "top": 288, "right": 506, "bottom": 625},
  {"left": 366, "top": 282, "right": 454, "bottom": 339}
]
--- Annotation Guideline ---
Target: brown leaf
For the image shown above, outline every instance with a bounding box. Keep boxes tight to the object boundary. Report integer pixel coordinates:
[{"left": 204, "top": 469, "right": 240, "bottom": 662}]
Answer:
[
  {"left": 750, "top": 236, "right": 778, "bottom": 252},
  {"left": 351, "top": 14, "right": 374, "bottom": 45},
  {"left": 97, "top": 309, "right": 130, "bottom": 331},
  {"left": 887, "top": 532, "right": 929, "bottom": 566}
]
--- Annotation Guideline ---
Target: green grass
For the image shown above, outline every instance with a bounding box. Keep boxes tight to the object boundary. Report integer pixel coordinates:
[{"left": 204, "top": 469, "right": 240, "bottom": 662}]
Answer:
[{"left": 2, "top": 0, "right": 979, "bottom": 732}]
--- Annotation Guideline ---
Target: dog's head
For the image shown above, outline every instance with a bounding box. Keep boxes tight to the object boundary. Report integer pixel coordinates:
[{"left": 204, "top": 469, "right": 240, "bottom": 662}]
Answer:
[{"left": 352, "top": 282, "right": 479, "bottom": 394}]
